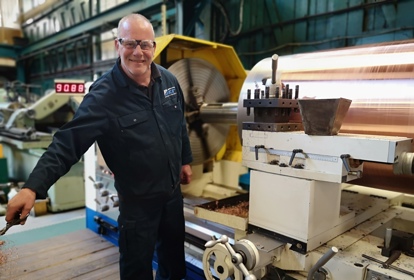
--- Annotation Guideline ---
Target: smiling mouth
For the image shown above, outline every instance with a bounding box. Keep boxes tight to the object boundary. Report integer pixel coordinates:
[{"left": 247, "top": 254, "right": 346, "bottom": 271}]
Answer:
[{"left": 130, "top": 58, "right": 145, "bottom": 63}]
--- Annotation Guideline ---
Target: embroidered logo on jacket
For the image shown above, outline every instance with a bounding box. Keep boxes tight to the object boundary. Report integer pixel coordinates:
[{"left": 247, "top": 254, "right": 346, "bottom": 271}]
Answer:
[{"left": 164, "top": 87, "right": 177, "bottom": 98}]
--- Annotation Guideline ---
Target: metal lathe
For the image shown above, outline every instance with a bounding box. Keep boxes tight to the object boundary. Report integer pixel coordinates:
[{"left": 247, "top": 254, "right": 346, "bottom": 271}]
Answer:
[{"left": 85, "top": 35, "right": 414, "bottom": 280}]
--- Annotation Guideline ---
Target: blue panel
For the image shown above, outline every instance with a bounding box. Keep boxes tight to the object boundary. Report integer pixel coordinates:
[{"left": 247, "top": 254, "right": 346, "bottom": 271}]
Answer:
[
  {"left": 293, "top": 0, "right": 308, "bottom": 42},
  {"left": 381, "top": 3, "right": 397, "bottom": 28},
  {"left": 274, "top": 0, "right": 295, "bottom": 42},
  {"left": 86, "top": 207, "right": 205, "bottom": 279},
  {"left": 373, "top": 5, "right": 386, "bottom": 31},
  {"left": 0, "top": 45, "right": 20, "bottom": 59},
  {"left": 355, "top": 31, "right": 412, "bottom": 45},
  {"left": 275, "top": 0, "right": 295, "bottom": 21},
  {"left": 347, "top": 0, "right": 364, "bottom": 37},
  {"left": 264, "top": 0, "right": 283, "bottom": 49},
  {"left": 314, "top": 0, "right": 328, "bottom": 41},
  {"left": 397, "top": 1, "right": 414, "bottom": 26},
  {"left": 184, "top": 262, "right": 205, "bottom": 280},
  {"left": 329, "top": 1, "right": 348, "bottom": 38},
  {"left": 86, "top": 206, "right": 119, "bottom": 246}
]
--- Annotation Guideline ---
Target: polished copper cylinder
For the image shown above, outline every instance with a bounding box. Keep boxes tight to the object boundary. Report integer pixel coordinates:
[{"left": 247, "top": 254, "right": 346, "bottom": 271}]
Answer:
[{"left": 278, "top": 39, "right": 414, "bottom": 194}]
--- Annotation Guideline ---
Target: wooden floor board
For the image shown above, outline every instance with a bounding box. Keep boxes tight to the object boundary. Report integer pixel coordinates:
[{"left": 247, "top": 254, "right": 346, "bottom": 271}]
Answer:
[
  {"left": 0, "top": 229, "right": 120, "bottom": 280},
  {"left": 72, "top": 262, "right": 120, "bottom": 280},
  {"left": 12, "top": 236, "right": 112, "bottom": 271},
  {"left": 100, "top": 271, "right": 122, "bottom": 280},
  {"left": 23, "top": 243, "right": 117, "bottom": 280},
  {"left": 11, "top": 238, "right": 115, "bottom": 278},
  {"left": 41, "top": 247, "right": 119, "bottom": 280},
  {"left": 60, "top": 252, "right": 119, "bottom": 279}
]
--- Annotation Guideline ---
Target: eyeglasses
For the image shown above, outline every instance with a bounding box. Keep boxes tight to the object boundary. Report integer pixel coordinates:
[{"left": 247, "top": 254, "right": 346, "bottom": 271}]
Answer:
[{"left": 117, "top": 38, "right": 156, "bottom": 50}]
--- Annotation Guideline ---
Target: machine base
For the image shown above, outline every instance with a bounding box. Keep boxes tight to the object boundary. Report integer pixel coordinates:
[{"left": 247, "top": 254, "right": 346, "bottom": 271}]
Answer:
[{"left": 85, "top": 207, "right": 207, "bottom": 280}]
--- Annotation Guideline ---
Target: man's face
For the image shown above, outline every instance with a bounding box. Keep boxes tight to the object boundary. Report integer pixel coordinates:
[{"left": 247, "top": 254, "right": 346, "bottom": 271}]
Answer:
[{"left": 115, "top": 21, "right": 156, "bottom": 81}]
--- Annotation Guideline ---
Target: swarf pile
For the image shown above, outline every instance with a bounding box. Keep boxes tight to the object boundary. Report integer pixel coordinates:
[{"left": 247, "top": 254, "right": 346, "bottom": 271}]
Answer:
[{"left": 214, "top": 200, "right": 249, "bottom": 218}]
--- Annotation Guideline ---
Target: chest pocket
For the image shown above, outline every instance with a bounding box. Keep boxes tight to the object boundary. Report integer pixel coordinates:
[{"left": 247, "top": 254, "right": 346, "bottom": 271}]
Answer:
[
  {"left": 162, "top": 94, "right": 182, "bottom": 113},
  {"left": 117, "top": 111, "right": 152, "bottom": 152},
  {"left": 118, "top": 111, "right": 148, "bottom": 130},
  {"left": 162, "top": 93, "right": 178, "bottom": 106},
  {"left": 161, "top": 96, "right": 183, "bottom": 136}
]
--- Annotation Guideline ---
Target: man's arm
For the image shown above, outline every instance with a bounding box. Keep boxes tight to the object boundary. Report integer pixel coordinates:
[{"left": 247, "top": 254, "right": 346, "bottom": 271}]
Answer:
[{"left": 5, "top": 92, "right": 108, "bottom": 223}]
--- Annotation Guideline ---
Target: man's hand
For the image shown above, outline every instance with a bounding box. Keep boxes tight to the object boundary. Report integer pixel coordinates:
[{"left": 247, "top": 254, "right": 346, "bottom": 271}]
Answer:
[
  {"left": 6, "top": 188, "right": 36, "bottom": 225},
  {"left": 180, "top": 164, "right": 192, "bottom": 185}
]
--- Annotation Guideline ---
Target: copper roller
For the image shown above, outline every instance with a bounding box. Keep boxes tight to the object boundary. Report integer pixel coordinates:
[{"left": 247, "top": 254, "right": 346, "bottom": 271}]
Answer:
[{"left": 238, "top": 39, "right": 414, "bottom": 194}]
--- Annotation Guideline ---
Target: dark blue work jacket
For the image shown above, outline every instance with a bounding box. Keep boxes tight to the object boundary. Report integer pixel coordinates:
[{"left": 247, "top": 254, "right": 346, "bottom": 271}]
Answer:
[{"left": 24, "top": 61, "right": 193, "bottom": 199}]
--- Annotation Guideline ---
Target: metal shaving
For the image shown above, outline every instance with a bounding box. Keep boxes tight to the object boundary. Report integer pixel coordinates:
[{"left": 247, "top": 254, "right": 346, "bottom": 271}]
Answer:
[
  {"left": 214, "top": 201, "right": 249, "bottom": 218},
  {"left": 0, "top": 239, "right": 18, "bottom": 279}
]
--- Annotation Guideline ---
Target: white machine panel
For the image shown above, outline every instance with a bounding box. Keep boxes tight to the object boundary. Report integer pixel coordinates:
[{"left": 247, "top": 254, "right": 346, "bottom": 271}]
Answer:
[
  {"left": 242, "top": 130, "right": 412, "bottom": 163},
  {"left": 249, "top": 169, "right": 342, "bottom": 244}
]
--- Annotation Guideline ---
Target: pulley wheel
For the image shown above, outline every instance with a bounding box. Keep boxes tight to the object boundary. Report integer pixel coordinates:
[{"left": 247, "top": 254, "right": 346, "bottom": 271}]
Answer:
[{"left": 168, "top": 58, "right": 230, "bottom": 164}]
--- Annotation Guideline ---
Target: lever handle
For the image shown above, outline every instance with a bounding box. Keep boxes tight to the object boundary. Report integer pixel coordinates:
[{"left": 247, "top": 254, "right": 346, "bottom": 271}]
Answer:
[
  {"left": 205, "top": 235, "right": 228, "bottom": 248},
  {"left": 88, "top": 176, "right": 104, "bottom": 189},
  {"left": 307, "top": 247, "right": 338, "bottom": 280},
  {"left": 289, "top": 149, "right": 303, "bottom": 166},
  {"left": 340, "top": 154, "right": 351, "bottom": 172},
  {"left": 254, "top": 145, "right": 265, "bottom": 160},
  {"left": 382, "top": 250, "right": 401, "bottom": 268}
]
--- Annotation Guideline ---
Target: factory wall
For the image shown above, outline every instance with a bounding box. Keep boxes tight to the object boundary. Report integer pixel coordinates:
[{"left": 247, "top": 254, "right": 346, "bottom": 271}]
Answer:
[
  {"left": 212, "top": 0, "right": 414, "bottom": 69},
  {"left": 13, "top": 0, "right": 178, "bottom": 92},
  {"left": 1, "top": 0, "right": 413, "bottom": 93}
]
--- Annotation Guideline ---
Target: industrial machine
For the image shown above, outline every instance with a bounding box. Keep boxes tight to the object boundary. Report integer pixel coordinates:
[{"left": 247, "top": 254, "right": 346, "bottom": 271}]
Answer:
[
  {"left": 199, "top": 40, "right": 414, "bottom": 279},
  {"left": 0, "top": 79, "right": 85, "bottom": 212},
  {"left": 84, "top": 34, "right": 248, "bottom": 219},
  {"left": 85, "top": 36, "right": 414, "bottom": 279}
]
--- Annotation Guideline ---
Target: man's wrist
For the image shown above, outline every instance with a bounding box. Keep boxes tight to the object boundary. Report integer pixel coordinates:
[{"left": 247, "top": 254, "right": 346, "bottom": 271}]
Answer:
[{"left": 21, "top": 187, "right": 36, "bottom": 197}]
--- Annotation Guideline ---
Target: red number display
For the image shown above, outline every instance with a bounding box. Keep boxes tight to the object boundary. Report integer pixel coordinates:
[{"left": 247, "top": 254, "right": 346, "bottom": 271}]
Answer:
[
  {"left": 63, "top": 84, "right": 69, "bottom": 92},
  {"left": 55, "top": 81, "right": 85, "bottom": 94},
  {"left": 56, "top": 84, "right": 62, "bottom": 92},
  {"left": 78, "top": 84, "right": 84, "bottom": 92}
]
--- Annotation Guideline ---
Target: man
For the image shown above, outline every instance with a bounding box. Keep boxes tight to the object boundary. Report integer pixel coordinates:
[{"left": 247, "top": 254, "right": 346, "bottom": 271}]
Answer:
[{"left": 6, "top": 13, "right": 193, "bottom": 280}]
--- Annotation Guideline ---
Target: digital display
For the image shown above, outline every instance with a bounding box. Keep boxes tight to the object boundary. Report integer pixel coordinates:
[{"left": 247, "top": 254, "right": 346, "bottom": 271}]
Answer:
[{"left": 54, "top": 79, "right": 85, "bottom": 94}]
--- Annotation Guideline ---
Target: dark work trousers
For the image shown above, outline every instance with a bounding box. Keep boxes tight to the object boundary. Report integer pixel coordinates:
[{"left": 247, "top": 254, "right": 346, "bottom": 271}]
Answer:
[{"left": 118, "top": 186, "right": 186, "bottom": 280}]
